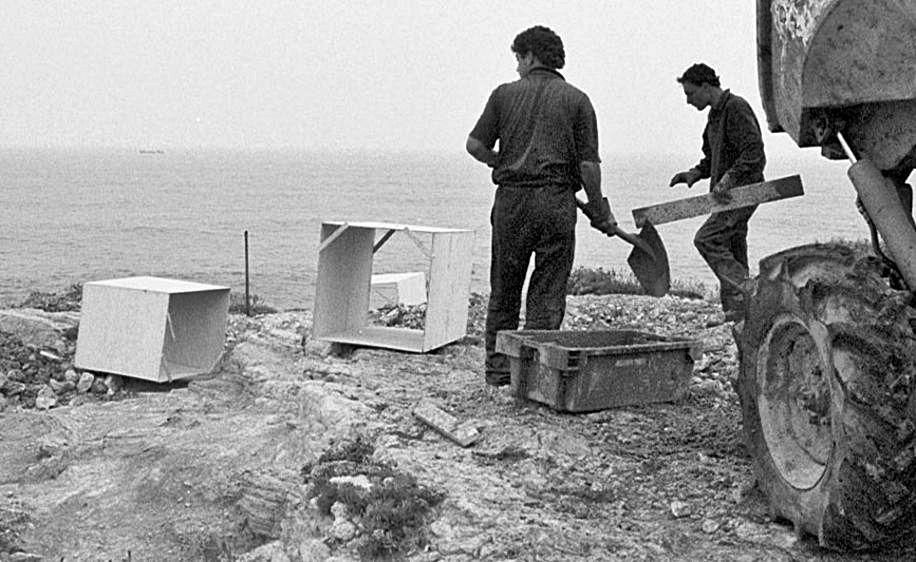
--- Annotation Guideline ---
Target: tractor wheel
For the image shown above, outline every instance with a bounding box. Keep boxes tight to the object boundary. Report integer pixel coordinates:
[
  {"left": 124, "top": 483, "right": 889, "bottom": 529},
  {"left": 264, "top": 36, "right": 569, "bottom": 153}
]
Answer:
[{"left": 736, "top": 243, "right": 916, "bottom": 550}]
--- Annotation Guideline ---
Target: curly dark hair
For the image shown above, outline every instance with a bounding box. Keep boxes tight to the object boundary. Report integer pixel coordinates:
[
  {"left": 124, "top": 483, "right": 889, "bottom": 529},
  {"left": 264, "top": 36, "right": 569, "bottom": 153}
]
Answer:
[
  {"left": 511, "top": 25, "right": 565, "bottom": 69},
  {"left": 677, "top": 63, "right": 721, "bottom": 87}
]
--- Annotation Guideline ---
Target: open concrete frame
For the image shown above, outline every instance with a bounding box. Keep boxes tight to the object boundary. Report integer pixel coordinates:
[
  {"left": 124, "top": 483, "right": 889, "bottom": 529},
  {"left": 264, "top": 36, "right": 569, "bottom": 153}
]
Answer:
[
  {"left": 75, "top": 276, "right": 230, "bottom": 382},
  {"left": 313, "top": 221, "right": 474, "bottom": 353}
]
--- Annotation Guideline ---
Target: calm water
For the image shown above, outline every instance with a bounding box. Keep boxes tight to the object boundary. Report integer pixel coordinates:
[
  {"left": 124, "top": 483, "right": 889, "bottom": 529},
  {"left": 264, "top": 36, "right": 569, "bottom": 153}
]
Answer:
[{"left": 0, "top": 148, "right": 869, "bottom": 309}]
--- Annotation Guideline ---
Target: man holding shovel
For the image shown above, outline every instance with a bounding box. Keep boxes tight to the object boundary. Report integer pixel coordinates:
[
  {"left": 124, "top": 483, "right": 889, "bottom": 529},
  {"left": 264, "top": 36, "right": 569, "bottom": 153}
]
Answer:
[
  {"left": 466, "top": 25, "right": 617, "bottom": 386},
  {"left": 669, "top": 63, "right": 766, "bottom": 322}
]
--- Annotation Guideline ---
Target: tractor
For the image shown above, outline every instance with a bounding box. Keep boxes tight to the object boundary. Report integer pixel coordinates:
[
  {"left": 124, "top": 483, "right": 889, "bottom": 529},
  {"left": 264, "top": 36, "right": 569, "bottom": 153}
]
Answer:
[{"left": 737, "top": 0, "right": 916, "bottom": 549}]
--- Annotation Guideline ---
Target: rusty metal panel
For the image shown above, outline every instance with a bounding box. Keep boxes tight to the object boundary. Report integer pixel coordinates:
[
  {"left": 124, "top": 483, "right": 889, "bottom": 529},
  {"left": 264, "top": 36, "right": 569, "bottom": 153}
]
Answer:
[
  {"left": 802, "top": 0, "right": 916, "bottom": 108},
  {"left": 760, "top": 0, "right": 916, "bottom": 148},
  {"left": 764, "top": 0, "right": 839, "bottom": 143},
  {"left": 496, "top": 330, "right": 700, "bottom": 413}
]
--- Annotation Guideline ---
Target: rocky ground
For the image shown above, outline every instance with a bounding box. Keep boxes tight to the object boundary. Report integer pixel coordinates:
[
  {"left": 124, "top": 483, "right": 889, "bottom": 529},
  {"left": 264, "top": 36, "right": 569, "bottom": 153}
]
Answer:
[
  {"left": 1, "top": 288, "right": 914, "bottom": 561},
  {"left": 0, "top": 284, "right": 127, "bottom": 412}
]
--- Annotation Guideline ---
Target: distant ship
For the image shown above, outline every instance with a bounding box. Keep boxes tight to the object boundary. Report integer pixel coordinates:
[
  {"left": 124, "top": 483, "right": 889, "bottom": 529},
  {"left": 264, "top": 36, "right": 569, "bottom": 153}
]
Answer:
[{"left": 139, "top": 149, "right": 165, "bottom": 154}]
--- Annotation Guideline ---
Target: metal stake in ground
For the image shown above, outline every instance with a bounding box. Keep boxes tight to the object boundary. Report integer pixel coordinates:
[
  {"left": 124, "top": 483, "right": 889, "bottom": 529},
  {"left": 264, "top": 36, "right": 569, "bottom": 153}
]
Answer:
[{"left": 244, "top": 230, "right": 251, "bottom": 317}]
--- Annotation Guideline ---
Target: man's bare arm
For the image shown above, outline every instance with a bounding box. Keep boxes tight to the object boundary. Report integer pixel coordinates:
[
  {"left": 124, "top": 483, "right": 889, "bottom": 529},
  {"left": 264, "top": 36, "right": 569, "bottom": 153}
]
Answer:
[
  {"left": 580, "top": 160, "right": 603, "bottom": 203},
  {"left": 466, "top": 136, "right": 498, "bottom": 168},
  {"left": 579, "top": 160, "right": 617, "bottom": 235}
]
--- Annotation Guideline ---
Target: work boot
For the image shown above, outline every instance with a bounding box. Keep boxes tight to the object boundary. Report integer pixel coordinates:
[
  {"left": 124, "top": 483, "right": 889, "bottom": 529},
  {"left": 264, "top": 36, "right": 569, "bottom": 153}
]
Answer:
[
  {"left": 706, "top": 307, "right": 745, "bottom": 328},
  {"left": 723, "top": 309, "right": 745, "bottom": 323},
  {"left": 485, "top": 352, "right": 511, "bottom": 387},
  {"left": 485, "top": 371, "right": 510, "bottom": 387},
  {"left": 731, "top": 318, "right": 745, "bottom": 342}
]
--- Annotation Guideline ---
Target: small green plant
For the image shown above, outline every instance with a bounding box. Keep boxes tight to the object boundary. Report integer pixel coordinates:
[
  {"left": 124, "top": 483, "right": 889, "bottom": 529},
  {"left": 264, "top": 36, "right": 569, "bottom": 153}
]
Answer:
[
  {"left": 823, "top": 237, "right": 874, "bottom": 259},
  {"left": 356, "top": 474, "right": 446, "bottom": 559},
  {"left": 567, "top": 266, "right": 640, "bottom": 296},
  {"left": 16, "top": 283, "right": 83, "bottom": 312},
  {"left": 302, "top": 436, "right": 446, "bottom": 559},
  {"left": 566, "top": 266, "right": 706, "bottom": 299},
  {"left": 670, "top": 278, "right": 708, "bottom": 300},
  {"left": 316, "top": 435, "right": 376, "bottom": 465},
  {"left": 228, "top": 291, "right": 278, "bottom": 315}
]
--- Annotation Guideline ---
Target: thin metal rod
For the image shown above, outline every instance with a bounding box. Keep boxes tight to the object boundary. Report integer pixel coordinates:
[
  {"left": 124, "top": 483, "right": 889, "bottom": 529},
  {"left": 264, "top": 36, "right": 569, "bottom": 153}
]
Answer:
[
  {"left": 836, "top": 131, "right": 857, "bottom": 163},
  {"left": 402, "top": 227, "right": 433, "bottom": 259},
  {"left": 244, "top": 230, "right": 251, "bottom": 317},
  {"left": 373, "top": 229, "right": 396, "bottom": 253}
]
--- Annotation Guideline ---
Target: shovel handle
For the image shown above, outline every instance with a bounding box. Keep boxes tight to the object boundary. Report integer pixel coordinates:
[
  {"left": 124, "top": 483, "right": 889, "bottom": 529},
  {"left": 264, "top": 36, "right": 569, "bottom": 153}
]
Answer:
[
  {"left": 577, "top": 198, "right": 632, "bottom": 240},
  {"left": 576, "top": 198, "right": 657, "bottom": 259},
  {"left": 610, "top": 225, "right": 639, "bottom": 245},
  {"left": 613, "top": 226, "right": 657, "bottom": 259}
]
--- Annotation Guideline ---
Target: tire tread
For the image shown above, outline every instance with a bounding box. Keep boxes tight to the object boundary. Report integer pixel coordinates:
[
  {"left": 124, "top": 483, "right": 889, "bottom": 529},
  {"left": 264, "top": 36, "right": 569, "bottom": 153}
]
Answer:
[{"left": 738, "top": 244, "right": 916, "bottom": 549}]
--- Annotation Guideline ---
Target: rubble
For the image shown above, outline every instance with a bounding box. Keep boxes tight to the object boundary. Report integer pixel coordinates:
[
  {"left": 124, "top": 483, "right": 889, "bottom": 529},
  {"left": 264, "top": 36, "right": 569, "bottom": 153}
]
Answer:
[
  {"left": 0, "top": 292, "right": 126, "bottom": 412},
  {"left": 0, "top": 309, "right": 79, "bottom": 354},
  {"left": 12, "top": 284, "right": 82, "bottom": 313},
  {"left": 368, "top": 292, "right": 489, "bottom": 338},
  {"left": 3, "top": 285, "right": 914, "bottom": 560},
  {"left": 669, "top": 500, "right": 693, "bottom": 518}
]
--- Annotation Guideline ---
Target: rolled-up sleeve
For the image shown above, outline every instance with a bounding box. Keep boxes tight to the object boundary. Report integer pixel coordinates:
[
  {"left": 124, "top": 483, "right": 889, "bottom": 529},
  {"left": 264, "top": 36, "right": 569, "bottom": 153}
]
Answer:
[
  {"left": 469, "top": 88, "right": 501, "bottom": 149},
  {"left": 574, "top": 95, "right": 601, "bottom": 163}
]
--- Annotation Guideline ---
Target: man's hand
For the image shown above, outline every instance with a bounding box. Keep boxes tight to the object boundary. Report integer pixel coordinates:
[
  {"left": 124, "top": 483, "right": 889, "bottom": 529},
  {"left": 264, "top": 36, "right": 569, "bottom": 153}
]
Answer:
[
  {"left": 668, "top": 168, "right": 703, "bottom": 188},
  {"left": 669, "top": 168, "right": 702, "bottom": 188},
  {"left": 711, "top": 172, "right": 735, "bottom": 202},
  {"left": 581, "top": 197, "right": 618, "bottom": 236},
  {"left": 465, "top": 136, "right": 498, "bottom": 168}
]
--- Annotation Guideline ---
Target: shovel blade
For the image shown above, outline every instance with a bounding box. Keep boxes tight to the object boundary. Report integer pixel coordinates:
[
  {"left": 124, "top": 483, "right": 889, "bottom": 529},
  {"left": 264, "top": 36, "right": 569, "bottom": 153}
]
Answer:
[{"left": 626, "top": 222, "right": 670, "bottom": 297}]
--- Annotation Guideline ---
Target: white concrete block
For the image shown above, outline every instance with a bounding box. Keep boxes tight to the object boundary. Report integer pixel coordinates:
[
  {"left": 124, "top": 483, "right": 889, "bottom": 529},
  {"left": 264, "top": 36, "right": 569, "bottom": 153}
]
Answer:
[
  {"left": 369, "top": 271, "right": 427, "bottom": 309},
  {"left": 313, "top": 221, "right": 474, "bottom": 353},
  {"left": 74, "top": 276, "right": 230, "bottom": 382}
]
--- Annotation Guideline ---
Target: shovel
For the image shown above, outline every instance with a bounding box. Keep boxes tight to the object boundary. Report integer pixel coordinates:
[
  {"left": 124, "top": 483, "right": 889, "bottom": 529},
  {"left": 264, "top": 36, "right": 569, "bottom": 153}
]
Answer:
[{"left": 576, "top": 198, "right": 671, "bottom": 297}]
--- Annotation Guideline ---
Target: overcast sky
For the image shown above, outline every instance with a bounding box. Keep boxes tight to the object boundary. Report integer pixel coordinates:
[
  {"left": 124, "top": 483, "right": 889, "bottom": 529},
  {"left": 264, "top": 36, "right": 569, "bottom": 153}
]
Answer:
[{"left": 1, "top": 1, "right": 810, "bottom": 157}]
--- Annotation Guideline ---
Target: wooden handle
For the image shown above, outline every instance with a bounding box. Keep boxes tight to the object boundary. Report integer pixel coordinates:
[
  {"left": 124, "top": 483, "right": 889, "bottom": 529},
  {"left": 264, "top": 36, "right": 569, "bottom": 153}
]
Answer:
[{"left": 576, "top": 198, "right": 656, "bottom": 258}]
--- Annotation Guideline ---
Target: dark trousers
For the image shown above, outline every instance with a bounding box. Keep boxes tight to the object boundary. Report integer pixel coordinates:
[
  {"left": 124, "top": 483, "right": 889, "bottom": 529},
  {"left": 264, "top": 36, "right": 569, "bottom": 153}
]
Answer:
[
  {"left": 484, "top": 185, "right": 576, "bottom": 379},
  {"left": 694, "top": 206, "right": 756, "bottom": 312}
]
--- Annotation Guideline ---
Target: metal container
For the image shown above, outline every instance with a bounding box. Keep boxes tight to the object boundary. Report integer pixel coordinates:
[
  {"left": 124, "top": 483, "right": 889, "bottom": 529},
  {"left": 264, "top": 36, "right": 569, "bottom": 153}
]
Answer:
[{"left": 496, "top": 330, "right": 701, "bottom": 413}]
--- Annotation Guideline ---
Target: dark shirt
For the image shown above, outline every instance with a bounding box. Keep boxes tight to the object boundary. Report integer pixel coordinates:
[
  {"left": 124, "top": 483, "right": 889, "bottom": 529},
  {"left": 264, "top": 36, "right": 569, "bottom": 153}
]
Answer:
[
  {"left": 469, "top": 68, "right": 600, "bottom": 189},
  {"left": 693, "top": 90, "right": 766, "bottom": 187}
]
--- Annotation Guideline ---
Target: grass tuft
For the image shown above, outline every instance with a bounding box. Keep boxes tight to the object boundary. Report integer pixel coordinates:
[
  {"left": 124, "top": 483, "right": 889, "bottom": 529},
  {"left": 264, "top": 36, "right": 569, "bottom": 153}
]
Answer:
[
  {"left": 16, "top": 283, "right": 83, "bottom": 312},
  {"left": 566, "top": 266, "right": 707, "bottom": 299},
  {"left": 228, "top": 291, "right": 278, "bottom": 315},
  {"left": 823, "top": 237, "right": 874, "bottom": 259},
  {"left": 302, "top": 436, "right": 445, "bottom": 559},
  {"left": 317, "top": 435, "right": 375, "bottom": 465}
]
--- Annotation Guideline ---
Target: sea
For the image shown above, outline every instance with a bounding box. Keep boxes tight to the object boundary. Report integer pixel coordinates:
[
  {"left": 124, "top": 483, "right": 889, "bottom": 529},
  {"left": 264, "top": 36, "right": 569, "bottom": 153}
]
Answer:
[{"left": 0, "top": 148, "right": 870, "bottom": 310}]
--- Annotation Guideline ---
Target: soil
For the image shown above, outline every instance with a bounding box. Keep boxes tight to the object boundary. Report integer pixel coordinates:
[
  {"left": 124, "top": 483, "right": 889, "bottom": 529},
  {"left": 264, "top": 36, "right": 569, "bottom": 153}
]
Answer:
[{"left": 1, "top": 291, "right": 915, "bottom": 561}]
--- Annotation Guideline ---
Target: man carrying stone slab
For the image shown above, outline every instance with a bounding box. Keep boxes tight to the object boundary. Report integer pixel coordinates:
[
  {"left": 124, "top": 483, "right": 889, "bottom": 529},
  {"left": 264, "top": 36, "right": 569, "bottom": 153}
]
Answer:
[
  {"left": 669, "top": 63, "right": 766, "bottom": 322},
  {"left": 466, "top": 25, "right": 616, "bottom": 386}
]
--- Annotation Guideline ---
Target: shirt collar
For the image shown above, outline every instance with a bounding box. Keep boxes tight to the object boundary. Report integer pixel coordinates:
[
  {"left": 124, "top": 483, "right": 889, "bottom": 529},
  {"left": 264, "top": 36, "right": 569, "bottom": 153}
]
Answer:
[
  {"left": 712, "top": 89, "right": 731, "bottom": 112},
  {"left": 529, "top": 67, "right": 565, "bottom": 80}
]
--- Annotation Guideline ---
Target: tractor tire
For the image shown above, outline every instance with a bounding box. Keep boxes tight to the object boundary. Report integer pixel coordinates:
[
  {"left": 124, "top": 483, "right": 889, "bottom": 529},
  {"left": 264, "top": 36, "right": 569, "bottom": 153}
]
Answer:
[{"left": 736, "top": 243, "right": 916, "bottom": 550}]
